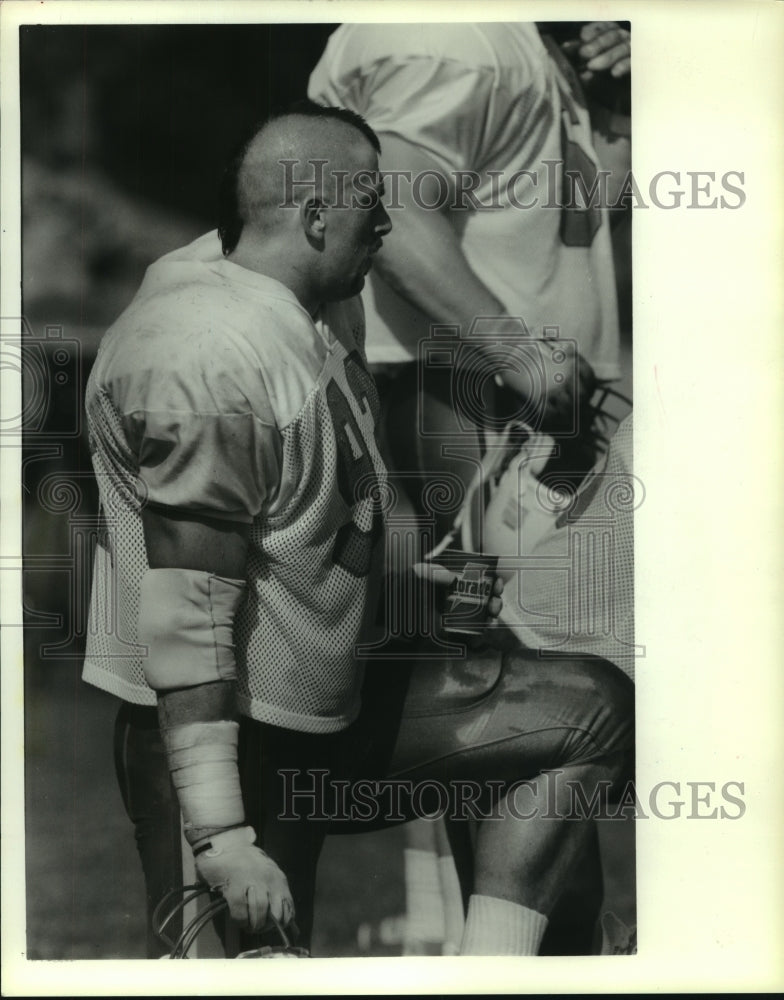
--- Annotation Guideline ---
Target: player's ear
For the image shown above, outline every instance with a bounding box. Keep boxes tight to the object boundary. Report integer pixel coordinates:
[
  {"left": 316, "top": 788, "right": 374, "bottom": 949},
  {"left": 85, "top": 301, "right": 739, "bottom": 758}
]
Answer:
[{"left": 300, "top": 197, "right": 327, "bottom": 245}]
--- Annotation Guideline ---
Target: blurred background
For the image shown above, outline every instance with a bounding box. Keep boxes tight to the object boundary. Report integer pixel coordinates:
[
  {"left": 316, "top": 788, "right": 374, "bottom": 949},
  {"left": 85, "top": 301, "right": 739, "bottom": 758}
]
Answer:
[{"left": 19, "top": 22, "right": 633, "bottom": 958}]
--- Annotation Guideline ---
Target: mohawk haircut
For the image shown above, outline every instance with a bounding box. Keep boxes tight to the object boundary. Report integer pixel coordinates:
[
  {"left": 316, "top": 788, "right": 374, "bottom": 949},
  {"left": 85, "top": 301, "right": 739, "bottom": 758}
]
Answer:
[
  {"left": 218, "top": 100, "right": 380, "bottom": 256},
  {"left": 284, "top": 98, "right": 381, "bottom": 154}
]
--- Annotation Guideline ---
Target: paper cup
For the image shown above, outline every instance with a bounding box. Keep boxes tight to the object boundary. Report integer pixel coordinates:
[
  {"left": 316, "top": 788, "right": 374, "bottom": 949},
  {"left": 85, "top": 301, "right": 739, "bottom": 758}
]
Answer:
[{"left": 431, "top": 549, "right": 499, "bottom": 636}]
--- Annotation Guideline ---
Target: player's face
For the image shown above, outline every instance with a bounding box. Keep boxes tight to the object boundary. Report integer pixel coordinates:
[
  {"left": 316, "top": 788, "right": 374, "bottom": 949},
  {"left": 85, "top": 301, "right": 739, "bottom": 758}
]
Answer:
[{"left": 323, "top": 141, "right": 392, "bottom": 301}]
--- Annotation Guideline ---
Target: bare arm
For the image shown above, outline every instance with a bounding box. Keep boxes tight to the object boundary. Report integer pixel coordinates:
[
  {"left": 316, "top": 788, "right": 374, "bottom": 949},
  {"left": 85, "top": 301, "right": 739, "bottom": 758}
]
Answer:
[
  {"left": 375, "top": 133, "right": 594, "bottom": 417},
  {"left": 373, "top": 133, "right": 506, "bottom": 331},
  {"left": 143, "top": 507, "right": 249, "bottom": 577}
]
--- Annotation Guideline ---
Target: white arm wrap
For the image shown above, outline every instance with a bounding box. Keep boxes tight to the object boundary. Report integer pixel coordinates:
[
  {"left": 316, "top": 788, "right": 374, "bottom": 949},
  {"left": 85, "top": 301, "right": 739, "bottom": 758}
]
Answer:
[
  {"left": 161, "top": 720, "right": 245, "bottom": 844},
  {"left": 138, "top": 568, "right": 248, "bottom": 844},
  {"left": 137, "top": 567, "right": 245, "bottom": 691}
]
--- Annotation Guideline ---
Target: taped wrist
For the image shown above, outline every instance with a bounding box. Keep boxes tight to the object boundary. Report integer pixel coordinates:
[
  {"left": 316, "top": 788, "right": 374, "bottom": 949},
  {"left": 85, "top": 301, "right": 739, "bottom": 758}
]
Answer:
[
  {"left": 161, "top": 720, "right": 245, "bottom": 845},
  {"left": 138, "top": 568, "right": 245, "bottom": 690},
  {"left": 192, "top": 824, "right": 257, "bottom": 857}
]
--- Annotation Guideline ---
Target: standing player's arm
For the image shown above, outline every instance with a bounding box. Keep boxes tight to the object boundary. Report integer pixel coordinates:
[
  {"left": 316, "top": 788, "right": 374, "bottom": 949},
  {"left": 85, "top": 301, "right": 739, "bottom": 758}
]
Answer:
[
  {"left": 374, "top": 132, "right": 594, "bottom": 418},
  {"left": 374, "top": 133, "right": 506, "bottom": 333},
  {"left": 563, "top": 22, "right": 632, "bottom": 210},
  {"left": 139, "top": 505, "right": 294, "bottom": 932}
]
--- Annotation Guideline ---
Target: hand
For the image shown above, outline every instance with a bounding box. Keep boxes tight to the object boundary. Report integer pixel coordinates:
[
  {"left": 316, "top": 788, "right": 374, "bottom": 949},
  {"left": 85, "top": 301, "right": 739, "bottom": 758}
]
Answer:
[
  {"left": 194, "top": 826, "right": 294, "bottom": 932},
  {"left": 412, "top": 561, "right": 504, "bottom": 620},
  {"left": 563, "top": 22, "right": 631, "bottom": 82}
]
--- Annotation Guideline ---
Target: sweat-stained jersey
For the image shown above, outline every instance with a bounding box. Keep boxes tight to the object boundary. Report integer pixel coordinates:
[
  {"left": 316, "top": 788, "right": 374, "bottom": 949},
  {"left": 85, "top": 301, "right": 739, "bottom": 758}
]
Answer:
[
  {"left": 309, "top": 22, "right": 621, "bottom": 380},
  {"left": 83, "top": 231, "right": 387, "bottom": 734}
]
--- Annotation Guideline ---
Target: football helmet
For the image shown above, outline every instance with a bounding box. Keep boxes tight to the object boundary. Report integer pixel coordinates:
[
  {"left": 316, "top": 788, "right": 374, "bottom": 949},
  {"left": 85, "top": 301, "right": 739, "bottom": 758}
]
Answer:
[
  {"left": 425, "top": 384, "right": 632, "bottom": 564},
  {"left": 153, "top": 884, "right": 309, "bottom": 959}
]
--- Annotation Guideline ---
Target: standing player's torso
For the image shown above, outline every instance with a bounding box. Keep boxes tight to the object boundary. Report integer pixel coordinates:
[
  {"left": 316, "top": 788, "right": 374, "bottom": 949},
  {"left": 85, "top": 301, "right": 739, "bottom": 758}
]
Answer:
[{"left": 309, "top": 22, "right": 620, "bottom": 377}]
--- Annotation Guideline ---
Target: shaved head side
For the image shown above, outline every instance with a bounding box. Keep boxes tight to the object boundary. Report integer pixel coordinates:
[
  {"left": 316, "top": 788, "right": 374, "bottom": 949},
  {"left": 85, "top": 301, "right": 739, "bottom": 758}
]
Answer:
[{"left": 219, "top": 102, "right": 381, "bottom": 255}]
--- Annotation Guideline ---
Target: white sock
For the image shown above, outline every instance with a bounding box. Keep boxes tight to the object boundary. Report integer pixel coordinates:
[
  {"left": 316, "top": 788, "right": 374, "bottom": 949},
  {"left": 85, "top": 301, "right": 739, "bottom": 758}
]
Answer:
[
  {"left": 404, "top": 848, "right": 446, "bottom": 944},
  {"left": 460, "top": 894, "right": 548, "bottom": 955},
  {"left": 438, "top": 854, "right": 466, "bottom": 955}
]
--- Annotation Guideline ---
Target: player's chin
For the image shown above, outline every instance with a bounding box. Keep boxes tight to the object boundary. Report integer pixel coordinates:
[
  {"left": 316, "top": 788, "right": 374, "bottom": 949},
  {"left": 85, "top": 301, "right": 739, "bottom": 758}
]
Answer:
[
  {"left": 347, "top": 272, "right": 366, "bottom": 296},
  {"left": 327, "top": 274, "right": 366, "bottom": 302}
]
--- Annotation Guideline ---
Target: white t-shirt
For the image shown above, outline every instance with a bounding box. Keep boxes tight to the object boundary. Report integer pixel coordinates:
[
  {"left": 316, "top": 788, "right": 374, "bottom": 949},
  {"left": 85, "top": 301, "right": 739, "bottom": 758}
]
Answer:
[
  {"left": 83, "top": 232, "right": 387, "bottom": 733},
  {"left": 309, "top": 22, "right": 621, "bottom": 379}
]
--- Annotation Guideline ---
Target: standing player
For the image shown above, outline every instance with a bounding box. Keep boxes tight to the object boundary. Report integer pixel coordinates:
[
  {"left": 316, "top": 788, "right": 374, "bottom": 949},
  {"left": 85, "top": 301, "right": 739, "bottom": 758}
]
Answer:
[
  {"left": 83, "top": 103, "right": 394, "bottom": 953},
  {"left": 308, "top": 18, "right": 631, "bottom": 543},
  {"left": 309, "top": 20, "right": 632, "bottom": 954}
]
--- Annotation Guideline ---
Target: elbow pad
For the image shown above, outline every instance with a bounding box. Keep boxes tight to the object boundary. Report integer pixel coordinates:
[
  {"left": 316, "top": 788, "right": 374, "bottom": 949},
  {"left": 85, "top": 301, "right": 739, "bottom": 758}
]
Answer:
[{"left": 137, "top": 567, "right": 245, "bottom": 691}]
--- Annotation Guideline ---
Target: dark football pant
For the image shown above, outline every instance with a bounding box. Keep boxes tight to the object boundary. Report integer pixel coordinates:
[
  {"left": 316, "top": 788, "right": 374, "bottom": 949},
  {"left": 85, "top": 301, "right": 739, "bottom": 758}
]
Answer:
[
  {"left": 345, "top": 647, "right": 634, "bottom": 956},
  {"left": 114, "top": 648, "right": 633, "bottom": 957},
  {"left": 114, "top": 703, "right": 183, "bottom": 959},
  {"left": 114, "top": 703, "right": 352, "bottom": 957}
]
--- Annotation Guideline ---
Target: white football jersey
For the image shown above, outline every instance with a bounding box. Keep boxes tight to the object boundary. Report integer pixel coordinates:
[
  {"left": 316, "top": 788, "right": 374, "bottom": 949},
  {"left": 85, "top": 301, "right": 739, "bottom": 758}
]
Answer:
[
  {"left": 309, "top": 22, "right": 621, "bottom": 380},
  {"left": 83, "top": 232, "right": 387, "bottom": 733}
]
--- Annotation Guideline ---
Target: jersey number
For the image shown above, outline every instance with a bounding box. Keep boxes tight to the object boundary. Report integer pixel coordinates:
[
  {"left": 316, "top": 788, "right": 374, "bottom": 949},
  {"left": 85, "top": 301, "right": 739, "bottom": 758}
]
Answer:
[{"left": 326, "top": 352, "right": 384, "bottom": 577}]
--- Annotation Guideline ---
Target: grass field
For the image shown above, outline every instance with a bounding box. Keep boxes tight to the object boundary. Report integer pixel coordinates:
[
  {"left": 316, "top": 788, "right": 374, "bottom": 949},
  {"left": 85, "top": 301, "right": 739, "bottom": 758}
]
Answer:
[{"left": 24, "top": 647, "right": 634, "bottom": 961}]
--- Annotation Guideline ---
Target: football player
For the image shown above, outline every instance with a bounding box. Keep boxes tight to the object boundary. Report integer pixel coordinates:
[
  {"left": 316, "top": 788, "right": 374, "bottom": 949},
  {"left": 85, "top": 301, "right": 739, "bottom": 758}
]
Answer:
[{"left": 83, "top": 103, "right": 395, "bottom": 954}]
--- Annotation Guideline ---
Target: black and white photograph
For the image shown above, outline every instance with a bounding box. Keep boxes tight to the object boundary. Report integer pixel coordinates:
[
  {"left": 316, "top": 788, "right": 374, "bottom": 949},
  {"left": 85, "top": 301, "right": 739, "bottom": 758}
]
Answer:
[{"left": 1, "top": 1, "right": 782, "bottom": 995}]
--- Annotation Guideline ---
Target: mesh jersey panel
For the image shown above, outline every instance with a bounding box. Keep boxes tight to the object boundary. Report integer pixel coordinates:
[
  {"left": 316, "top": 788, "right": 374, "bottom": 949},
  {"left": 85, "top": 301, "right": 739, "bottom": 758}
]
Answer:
[
  {"left": 234, "top": 344, "right": 386, "bottom": 730},
  {"left": 83, "top": 394, "right": 153, "bottom": 705},
  {"left": 84, "top": 237, "right": 386, "bottom": 732}
]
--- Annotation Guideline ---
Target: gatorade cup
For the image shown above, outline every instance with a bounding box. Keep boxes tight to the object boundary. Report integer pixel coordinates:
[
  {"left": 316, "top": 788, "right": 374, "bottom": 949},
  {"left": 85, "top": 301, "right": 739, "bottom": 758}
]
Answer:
[{"left": 432, "top": 549, "right": 499, "bottom": 636}]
